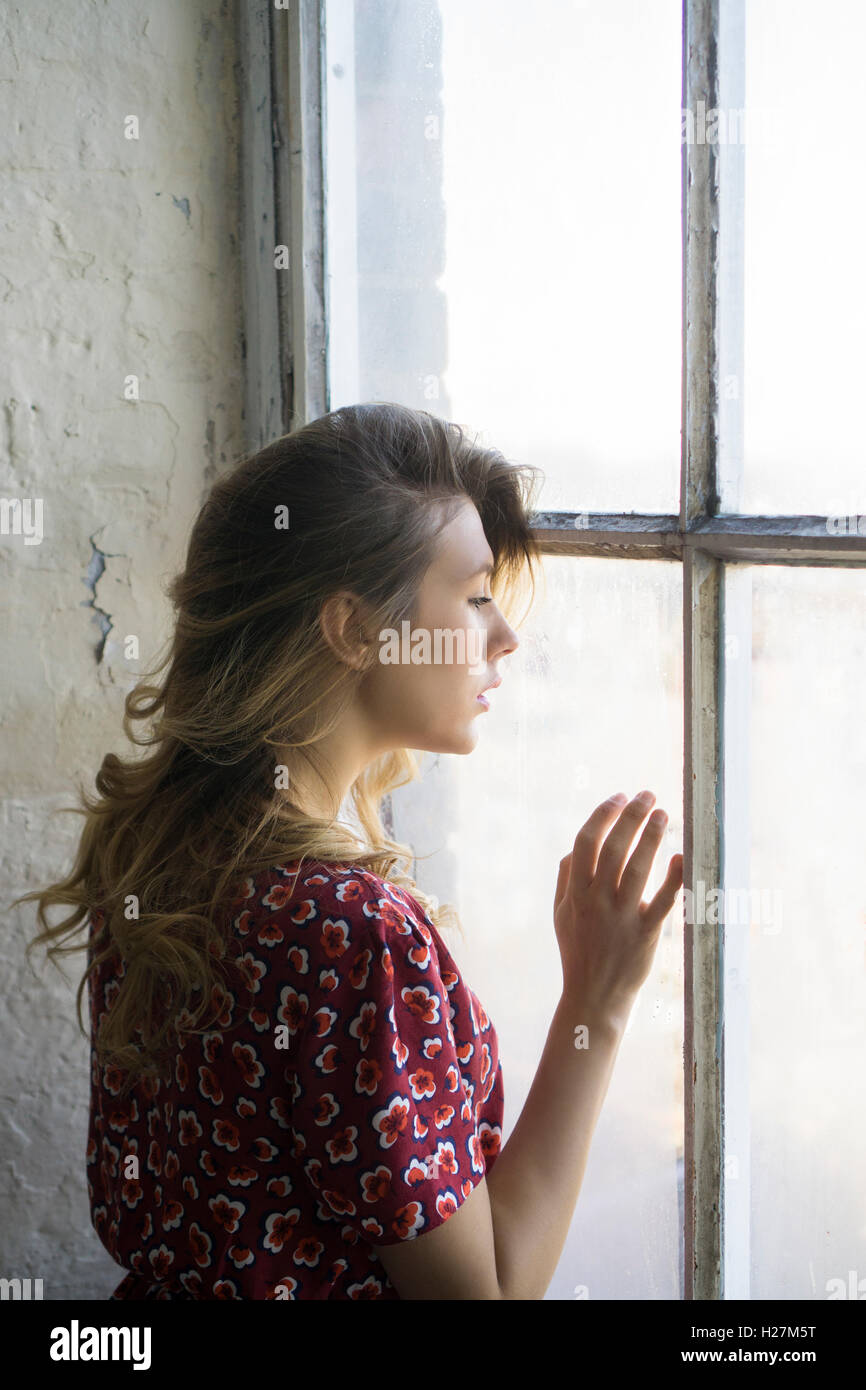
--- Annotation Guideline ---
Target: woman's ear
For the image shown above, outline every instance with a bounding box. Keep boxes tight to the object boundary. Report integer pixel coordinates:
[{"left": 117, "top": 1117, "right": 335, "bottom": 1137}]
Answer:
[{"left": 317, "top": 590, "right": 376, "bottom": 670}]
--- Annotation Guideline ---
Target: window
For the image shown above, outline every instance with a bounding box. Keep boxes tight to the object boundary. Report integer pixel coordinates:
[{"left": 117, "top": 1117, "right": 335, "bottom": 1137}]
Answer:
[{"left": 242, "top": 0, "right": 866, "bottom": 1299}]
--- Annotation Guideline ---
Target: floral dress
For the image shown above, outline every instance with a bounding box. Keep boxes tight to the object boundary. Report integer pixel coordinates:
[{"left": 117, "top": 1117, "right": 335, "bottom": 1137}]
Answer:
[{"left": 86, "top": 859, "right": 504, "bottom": 1298}]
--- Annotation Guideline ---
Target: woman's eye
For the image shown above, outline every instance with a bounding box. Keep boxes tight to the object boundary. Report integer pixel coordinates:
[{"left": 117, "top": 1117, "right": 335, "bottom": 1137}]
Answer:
[{"left": 469, "top": 596, "right": 492, "bottom": 609}]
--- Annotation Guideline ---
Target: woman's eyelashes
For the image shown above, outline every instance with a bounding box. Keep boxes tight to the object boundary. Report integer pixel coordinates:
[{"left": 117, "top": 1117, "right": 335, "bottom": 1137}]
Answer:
[{"left": 469, "top": 596, "right": 492, "bottom": 609}]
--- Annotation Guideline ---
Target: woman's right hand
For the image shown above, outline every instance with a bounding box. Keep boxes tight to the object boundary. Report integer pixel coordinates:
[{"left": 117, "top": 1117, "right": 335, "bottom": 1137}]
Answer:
[{"left": 553, "top": 790, "right": 683, "bottom": 1022}]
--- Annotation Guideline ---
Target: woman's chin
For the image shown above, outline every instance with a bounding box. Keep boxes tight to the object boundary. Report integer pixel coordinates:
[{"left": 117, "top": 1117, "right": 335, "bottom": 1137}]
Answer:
[
  {"left": 413, "top": 723, "right": 480, "bottom": 757},
  {"left": 448, "top": 721, "right": 482, "bottom": 755}
]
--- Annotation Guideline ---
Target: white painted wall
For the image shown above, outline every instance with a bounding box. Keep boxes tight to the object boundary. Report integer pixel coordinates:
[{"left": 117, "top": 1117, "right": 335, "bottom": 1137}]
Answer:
[{"left": 0, "top": 0, "right": 245, "bottom": 1298}]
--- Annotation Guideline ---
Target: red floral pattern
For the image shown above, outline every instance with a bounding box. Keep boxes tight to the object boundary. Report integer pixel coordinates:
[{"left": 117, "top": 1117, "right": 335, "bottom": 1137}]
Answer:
[{"left": 86, "top": 861, "right": 504, "bottom": 1299}]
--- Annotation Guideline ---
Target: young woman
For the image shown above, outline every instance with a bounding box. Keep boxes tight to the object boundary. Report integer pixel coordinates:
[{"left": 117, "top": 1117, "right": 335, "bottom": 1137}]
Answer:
[{"left": 23, "top": 402, "right": 682, "bottom": 1300}]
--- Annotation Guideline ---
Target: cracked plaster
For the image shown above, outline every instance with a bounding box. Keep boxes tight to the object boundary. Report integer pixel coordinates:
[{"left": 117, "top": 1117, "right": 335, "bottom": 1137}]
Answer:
[{"left": 1, "top": 0, "right": 246, "bottom": 1298}]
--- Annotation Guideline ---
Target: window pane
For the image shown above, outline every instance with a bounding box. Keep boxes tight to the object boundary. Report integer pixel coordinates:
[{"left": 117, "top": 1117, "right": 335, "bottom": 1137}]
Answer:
[
  {"left": 723, "top": 565, "right": 866, "bottom": 1298},
  {"left": 390, "top": 556, "right": 685, "bottom": 1298},
  {"left": 719, "top": 0, "right": 866, "bottom": 515},
  {"left": 326, "top": 0, "right": 683, "bottom": 513}
]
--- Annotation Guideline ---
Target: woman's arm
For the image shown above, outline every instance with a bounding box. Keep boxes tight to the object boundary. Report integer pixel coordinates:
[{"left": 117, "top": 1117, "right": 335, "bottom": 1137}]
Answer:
[{"left": 484, "top": 994, "right": 628, "bottom": 1299}]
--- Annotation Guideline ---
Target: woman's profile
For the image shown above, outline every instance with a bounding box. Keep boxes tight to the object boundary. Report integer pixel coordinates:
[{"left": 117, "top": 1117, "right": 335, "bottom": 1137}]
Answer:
[{"left": 20, "top": 401, "right": 683, "bottom": 1300}]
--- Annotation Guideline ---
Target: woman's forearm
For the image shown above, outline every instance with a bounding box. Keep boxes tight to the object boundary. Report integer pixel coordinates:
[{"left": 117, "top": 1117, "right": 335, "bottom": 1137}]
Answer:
[{"left": 485, "top": 991, "right": 628, "bottom": 1300}]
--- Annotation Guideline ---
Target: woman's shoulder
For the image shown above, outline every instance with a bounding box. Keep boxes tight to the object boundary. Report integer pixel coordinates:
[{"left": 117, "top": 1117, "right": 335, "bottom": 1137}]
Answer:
[{"left": 229, "top": 858, "right": 434, "bottom": 942}]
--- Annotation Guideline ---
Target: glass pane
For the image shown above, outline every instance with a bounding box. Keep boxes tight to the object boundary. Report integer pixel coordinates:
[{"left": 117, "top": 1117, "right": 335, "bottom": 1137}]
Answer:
[
  {"left": 719, "top": 0, "right": 866, "bottom": 515},
  {"left": 326, "top": 0, "right": 683, "bottom": 513},
  {"left": 390, "top": 556, "right": 685, "bottom": 1298},
  {"left": 724, "top": 565, "right": 866, "bottom": 1298}
]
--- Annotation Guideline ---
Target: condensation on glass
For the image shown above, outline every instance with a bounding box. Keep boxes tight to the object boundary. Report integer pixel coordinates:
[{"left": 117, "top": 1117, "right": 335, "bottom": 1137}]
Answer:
[
  {"left": 723, "top": 564, "right": 866, "bottom": 1299},
  {"left": 325, "top": 0, "right": 683, "bottom": 513},
  {"left": 717, "top": 0, "right": 866, "bottom": 516}
]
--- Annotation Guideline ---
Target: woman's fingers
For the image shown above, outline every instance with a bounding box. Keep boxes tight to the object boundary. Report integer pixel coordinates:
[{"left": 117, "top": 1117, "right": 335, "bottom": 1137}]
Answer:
[
  {"left": 594, "top": 791, "right": 656, "bottom": 892},
  {"left": 565, "top": 790, "right": 681, "bottom": 920},
  {"left": 556, "top": 794, "right": 683, "bottom": 1009},
  {"left": 553, "top": 851, "right": 572, "bottom": 915},
  {"left": 617, "top": 807, "right": 669, "bottom": 906},
  {"left": 569, "top": 794, "right": 629, "bottom": 889},
  {"left": 642, "top": 854, "right": 684, "bottom": 931}
]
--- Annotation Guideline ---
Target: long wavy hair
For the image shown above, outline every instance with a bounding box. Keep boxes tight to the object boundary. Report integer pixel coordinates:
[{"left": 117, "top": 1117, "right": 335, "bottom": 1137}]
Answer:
[{"left": 18, "top": 402, "right": 542, "bottom": 1085}]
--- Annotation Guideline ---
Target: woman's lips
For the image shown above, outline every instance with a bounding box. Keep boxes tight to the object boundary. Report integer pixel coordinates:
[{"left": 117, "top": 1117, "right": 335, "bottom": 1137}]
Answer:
[{"left": 476, "top": 675, "right": 501, "bottom": 710}]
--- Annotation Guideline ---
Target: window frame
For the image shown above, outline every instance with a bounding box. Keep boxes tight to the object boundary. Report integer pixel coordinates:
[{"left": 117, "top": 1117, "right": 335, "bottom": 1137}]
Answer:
[{"left": 239, "top": 0, "right": 866, "bottom": 1300}]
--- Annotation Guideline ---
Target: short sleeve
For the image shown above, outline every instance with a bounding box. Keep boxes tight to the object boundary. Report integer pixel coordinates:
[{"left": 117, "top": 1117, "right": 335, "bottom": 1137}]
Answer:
[{"left": 287, "top": 873, "right": 487, "bottom": 1246}]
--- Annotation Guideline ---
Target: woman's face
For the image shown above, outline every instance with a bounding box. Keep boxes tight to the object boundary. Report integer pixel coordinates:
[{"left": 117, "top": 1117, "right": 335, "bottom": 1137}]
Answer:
[{"left": 358, "top": 498, "right": 521, "bottom": 756}]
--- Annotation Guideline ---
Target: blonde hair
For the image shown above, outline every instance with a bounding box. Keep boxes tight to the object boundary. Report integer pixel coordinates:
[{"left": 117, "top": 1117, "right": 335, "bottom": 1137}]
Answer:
[{"left": 19, "top": 402, "right": 541, "bottom": 1084}]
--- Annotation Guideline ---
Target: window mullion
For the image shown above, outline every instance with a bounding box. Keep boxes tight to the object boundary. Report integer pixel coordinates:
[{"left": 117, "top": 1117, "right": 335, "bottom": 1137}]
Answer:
[
  {"left": 239, "top": 1, "right": 287, "bottom": 450},
  {"left": 682, "top": 0, "right": 724, "bottom": 1302},
  {"left": 287, "top": 0, "right": 328, "bottom": 426}
]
